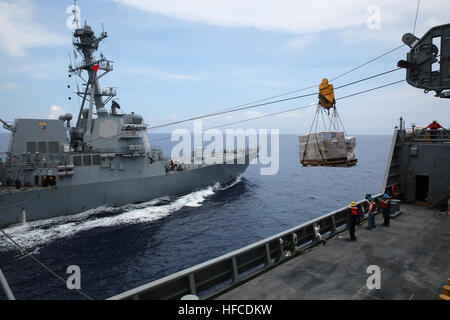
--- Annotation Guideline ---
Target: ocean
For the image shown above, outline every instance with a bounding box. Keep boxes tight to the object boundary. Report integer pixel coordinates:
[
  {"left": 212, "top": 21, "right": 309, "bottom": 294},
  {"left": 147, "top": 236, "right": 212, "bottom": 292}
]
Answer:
[{"left": 0, "top": 134, "right": 392, "bottom": 299}]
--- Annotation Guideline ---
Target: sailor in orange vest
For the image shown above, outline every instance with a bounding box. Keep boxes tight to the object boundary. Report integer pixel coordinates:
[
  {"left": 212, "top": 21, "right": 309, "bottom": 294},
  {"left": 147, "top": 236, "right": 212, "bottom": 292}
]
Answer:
[
  {"left": 366, "top": 196, "right": 377, "bottom": 230},
  {"left": 426, "top": 120, "right": 443, "bottom": 130},
  {"left": 426, "top": 120, "right": 443, "bottom": 139},
  {"left": 348, "top": 202, "right": 359, "bottom": 241},
  {"left": 380, "top": 194, "right": 391, "bottom": 226},
  {"left": 391, "top": 185, "right": 399, "bottom": 199}
]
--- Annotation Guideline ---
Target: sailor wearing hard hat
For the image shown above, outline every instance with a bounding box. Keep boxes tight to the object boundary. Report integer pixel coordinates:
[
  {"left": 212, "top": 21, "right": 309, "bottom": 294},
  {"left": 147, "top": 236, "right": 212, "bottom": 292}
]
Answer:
[
  {"left": 380, "top": 194, "right": 391, "bottom": 226},
  {"left": 348, "top": 201, "right": 359, "bottom": 241}
]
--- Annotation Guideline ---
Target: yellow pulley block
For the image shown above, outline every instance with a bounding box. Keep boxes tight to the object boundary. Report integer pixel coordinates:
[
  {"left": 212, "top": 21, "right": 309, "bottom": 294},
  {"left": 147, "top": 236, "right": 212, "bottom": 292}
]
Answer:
[{"left": 318, "top": 78, "right": 336, "bottom": 110}]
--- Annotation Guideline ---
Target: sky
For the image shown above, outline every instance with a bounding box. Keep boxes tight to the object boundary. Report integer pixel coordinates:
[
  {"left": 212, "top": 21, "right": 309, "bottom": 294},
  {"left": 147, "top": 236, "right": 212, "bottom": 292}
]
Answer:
[{"left": 0, "top": 0, "right": 449, "bottom": 135}]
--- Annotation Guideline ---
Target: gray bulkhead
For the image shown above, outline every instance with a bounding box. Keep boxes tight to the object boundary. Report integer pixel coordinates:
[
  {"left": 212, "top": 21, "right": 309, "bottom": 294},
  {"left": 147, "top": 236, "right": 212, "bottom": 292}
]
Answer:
[{"left": 384, "top": 128, "right": 450, "bottom": 208}]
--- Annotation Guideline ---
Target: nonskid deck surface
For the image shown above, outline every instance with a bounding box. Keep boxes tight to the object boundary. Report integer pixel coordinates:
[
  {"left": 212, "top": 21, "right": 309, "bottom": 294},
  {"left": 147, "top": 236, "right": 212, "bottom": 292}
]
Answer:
[{"left": 217, "top": 204, "right": 450, "bottom": 300}]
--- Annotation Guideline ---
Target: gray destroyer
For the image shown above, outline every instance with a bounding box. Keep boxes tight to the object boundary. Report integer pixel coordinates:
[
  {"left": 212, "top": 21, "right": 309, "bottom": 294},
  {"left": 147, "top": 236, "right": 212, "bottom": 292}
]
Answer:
[{"left": 0, "top": 22, "right": 257, "bottom": 227}]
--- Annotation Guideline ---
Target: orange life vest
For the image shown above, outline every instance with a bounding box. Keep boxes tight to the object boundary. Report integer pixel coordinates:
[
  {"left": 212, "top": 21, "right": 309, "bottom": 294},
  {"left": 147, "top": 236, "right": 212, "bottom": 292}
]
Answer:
[
  {"left": 392, "top": 185, "right": 399, "bottom": 196},
  {"left": 350, "top": 206, "right": 358, "bottom": 215},
  {"left": 427, "top": 122, "right": 442, "bottom": 130}
]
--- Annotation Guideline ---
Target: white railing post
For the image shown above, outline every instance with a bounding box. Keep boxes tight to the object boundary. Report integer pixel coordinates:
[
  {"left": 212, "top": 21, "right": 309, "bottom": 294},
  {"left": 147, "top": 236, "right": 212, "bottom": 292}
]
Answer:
[{"left": 0, "top": 269, "right": 15, "bottom": 300}]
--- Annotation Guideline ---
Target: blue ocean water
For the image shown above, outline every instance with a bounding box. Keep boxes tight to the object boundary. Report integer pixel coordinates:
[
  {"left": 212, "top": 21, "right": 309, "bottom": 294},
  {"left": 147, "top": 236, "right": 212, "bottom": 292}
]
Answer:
[{"left": 0, "top": 134, "right": 392, "bottom": 300}]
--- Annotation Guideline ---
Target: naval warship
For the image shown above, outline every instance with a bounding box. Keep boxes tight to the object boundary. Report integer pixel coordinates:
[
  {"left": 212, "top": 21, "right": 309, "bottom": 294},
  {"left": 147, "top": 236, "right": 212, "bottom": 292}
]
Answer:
[{"left": 0, "top": 22, "right": 257, "bottom": 228}]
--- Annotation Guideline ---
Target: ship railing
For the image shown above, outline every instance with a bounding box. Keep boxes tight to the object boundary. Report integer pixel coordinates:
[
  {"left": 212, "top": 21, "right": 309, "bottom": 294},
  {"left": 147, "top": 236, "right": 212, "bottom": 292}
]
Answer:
[
  {"left": 0, "top": 152, "right": 7, "bottom": 164},
  {"left": 150, "top": 147, "right": 163, "bottom": 155},
  {"left": 108, "top": 193, "right": 383, "bottom": 300},
  {"left": 1, "top": 160, "right": 62, "bottom": 168},
  {"left": 405, "top": 127, "right": 450, "bottom": 141},
  {"left": 0, "top": 152, "right": 68, "bottom": 167},
  {"left": 0, "top": 268, "right": 15, "bottom": 300},
  {"left": 188, "top": 147, "right": 258, "bottom": 163},
  {"left": 120, "top": 131, "right": 140, "bottom": 138},
  {"left": 69, "top": 58, "right": 113, "bottom": 74}
]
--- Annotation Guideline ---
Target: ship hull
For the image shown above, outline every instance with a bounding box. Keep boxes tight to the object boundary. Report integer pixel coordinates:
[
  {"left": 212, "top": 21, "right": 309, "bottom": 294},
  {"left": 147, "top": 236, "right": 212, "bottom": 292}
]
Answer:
[{"left": 0, "top": 161, "right": 251, "bottom": 228}]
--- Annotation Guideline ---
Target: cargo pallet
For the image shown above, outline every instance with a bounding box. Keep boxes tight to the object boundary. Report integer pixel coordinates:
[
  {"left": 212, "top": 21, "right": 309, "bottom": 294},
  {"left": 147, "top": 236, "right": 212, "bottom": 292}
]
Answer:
[{"left": 300, "top": 158, "right": 357, "bottom": 167}]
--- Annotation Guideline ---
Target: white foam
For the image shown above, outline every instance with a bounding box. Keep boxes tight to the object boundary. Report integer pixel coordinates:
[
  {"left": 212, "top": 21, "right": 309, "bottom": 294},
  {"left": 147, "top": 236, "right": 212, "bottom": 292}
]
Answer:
[
  {"left": 0, "top": 185, "right": 219, "bottom": 253},
  {"left": 216, "top": 175, "right": 242, "bottom": 191}
]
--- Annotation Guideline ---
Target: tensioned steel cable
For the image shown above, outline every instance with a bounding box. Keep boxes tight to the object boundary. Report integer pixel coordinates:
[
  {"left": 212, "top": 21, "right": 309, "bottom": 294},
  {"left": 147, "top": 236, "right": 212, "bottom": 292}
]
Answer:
[
  {"left": 148, "top": 67, "right": 402, "bottom": 130},
  {"left": 148, "top": 91, "right": 318, "bottom": 130},
  {"left": 216, "top": 79, "right": 406, "bottom": 129},
  {"left": 229, "top": 44, "right": 406, "bottom": 106},
  {"left": 0, "top": 229, "right": 93, "bottom": 300},
  {"left": 149, "top": 79, "right": 405, "bottom": 143},
  {"left": 328, "top": 44, "right": 405, "bottom": 82},
  {"left": 413, "top": 0, "right": 421, "bottom": 34},
  {"left": 219, "top": 79, "right": 406, "bottom": 130},
  {"left": 147, "top": 44, "right": 406, "bottom": 130},
  {"left": 333, "top": 67, "right": 401, "bottom": 90},
  {"left": 335, "top": 79, "right": 405, "bottom": 101},
  {"left": 149, "top": 104, "right": 318, "bottom": 143}
]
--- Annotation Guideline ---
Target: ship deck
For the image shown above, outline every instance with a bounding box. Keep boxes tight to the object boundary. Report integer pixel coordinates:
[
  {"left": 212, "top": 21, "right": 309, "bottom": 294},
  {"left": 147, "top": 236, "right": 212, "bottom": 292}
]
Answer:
[
  {"left": 0, "top": 186, "right": 48, "bottom": 195},
  {"left": 216, "top": 204, "right": 450, "bottom": 300}
]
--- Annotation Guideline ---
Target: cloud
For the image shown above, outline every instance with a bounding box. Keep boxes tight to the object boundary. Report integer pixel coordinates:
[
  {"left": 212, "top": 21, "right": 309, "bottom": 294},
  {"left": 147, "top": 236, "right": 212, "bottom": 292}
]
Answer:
[
  {"left": 165, "top": 73, "right": 198, "bottom": 80},
  {"left": 112, "top": 0, "right": 450, "bottom": 36},
  {"left": 0, "top": 82, "right": 19, "bottom": 90},
  {"left": 48, "top": 105, "right": 64, "bottom": 119},
  {"left": 113, "top": 0, "right": 363, "bottom": 33},
  {"left": 0, "top": 0, "right": 67, "bottom": 57}
]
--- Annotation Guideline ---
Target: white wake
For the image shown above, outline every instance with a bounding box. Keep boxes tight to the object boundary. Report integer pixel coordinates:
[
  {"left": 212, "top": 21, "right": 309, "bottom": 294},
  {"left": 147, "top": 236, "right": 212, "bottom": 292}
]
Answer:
[{"left": 0, "top": 185, "right": 220, "bottom": 253}]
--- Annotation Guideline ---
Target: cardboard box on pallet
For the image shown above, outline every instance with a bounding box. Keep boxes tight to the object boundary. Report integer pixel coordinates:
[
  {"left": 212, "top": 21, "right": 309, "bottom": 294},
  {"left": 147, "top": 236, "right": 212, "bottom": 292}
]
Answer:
[{"left": 298, "top": 131, "right": 356, "bottom": 164}]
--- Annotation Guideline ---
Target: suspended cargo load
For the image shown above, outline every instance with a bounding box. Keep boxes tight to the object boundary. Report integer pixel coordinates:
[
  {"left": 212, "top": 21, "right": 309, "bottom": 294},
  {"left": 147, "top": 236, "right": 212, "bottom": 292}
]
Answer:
[
  {"left": 298, "top": 77, "right": 357, "bottom": 167},
  {"left": 345, "top": 136, "right": 357, "bottom": 162},
  {"left": 299, "top": 131, "right": 357, "bottom": 167}
]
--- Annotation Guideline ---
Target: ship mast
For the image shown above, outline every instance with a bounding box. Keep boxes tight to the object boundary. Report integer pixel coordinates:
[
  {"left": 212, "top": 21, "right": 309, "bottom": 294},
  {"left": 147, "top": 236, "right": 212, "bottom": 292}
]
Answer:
[
  {"left": 73, "top": 0, "right": 80, "bottom": 29},
  {"left": 68, "top": 18, "right": 116, "bottom": 137}
]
